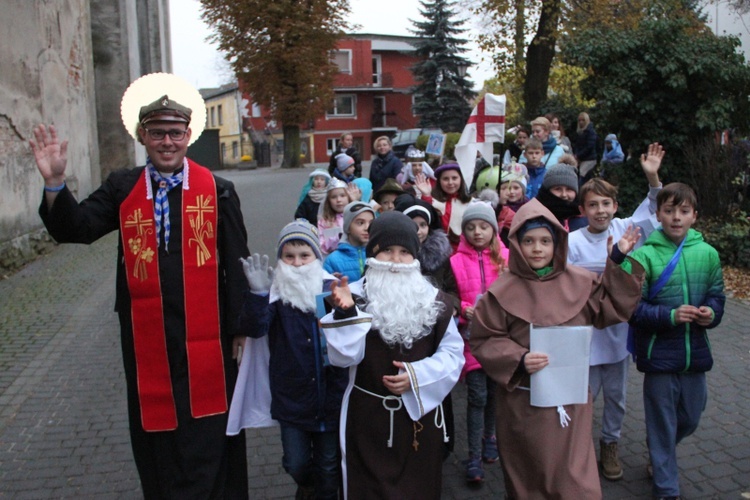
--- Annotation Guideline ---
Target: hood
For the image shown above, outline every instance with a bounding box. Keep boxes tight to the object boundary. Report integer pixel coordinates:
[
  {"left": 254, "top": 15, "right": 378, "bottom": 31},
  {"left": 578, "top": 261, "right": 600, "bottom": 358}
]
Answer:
[
  {"left": 507, "top": 199, "right": 569, "bottom": 280},
  {"left": 418, "top": 229, "right": 452, "bottom": 273},
  {"left": 490, "top": 198, "right": 594, "bottom": 325}
]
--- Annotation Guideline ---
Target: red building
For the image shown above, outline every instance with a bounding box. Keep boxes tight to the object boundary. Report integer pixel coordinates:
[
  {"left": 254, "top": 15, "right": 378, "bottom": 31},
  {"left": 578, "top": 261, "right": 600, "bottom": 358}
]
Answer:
[{"left": 244, "top": 33, "right": 422, "bottom": 164}]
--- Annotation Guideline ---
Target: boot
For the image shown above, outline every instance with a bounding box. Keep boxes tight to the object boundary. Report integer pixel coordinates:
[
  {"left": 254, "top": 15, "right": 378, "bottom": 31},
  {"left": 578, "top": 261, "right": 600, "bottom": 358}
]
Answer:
[{"left": 600, "top": 440, "right": 623, "bottom": 480}]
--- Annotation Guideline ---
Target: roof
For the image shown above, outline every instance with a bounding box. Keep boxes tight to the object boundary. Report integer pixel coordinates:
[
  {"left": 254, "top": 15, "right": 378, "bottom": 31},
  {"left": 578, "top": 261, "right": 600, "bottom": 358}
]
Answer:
[
  {"left": 199, "top": 82, "right": 239, "bottom": 100},
  {"left": 346, "top": 33, "right": 421, "bottom": 52}
]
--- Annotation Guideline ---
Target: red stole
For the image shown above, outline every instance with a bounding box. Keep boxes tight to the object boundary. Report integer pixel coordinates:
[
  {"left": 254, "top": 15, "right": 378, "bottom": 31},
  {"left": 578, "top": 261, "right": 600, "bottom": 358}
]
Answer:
[{"left": 119, "top": 160, "right": 226, "bottom": 431}]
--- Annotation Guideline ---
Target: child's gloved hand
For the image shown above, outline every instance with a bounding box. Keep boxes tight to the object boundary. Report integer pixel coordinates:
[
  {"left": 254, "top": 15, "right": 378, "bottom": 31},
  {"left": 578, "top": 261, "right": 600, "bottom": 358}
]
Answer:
[{"left": 240, "top": 254, "right": 274, "bottom": 294}]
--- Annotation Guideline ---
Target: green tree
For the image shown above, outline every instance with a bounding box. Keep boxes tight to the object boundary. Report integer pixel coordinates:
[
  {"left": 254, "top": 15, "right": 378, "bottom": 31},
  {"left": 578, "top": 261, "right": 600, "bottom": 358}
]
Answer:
[
  {"left": 474, "top": 0, "right": 704, "bottom": 119},
  {"left": 411, "top": 0, "right": 476, "bottom": 132},
  {"left": 200, "top": 0, "right": 350, "bottom": 168},
  {"left": 563, "top": 16, "right": 750, "bottom": 215}
]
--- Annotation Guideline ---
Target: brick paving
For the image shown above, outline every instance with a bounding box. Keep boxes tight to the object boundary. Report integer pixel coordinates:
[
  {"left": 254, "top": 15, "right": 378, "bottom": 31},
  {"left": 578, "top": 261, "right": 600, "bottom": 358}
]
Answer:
[{"left": 0, "top": 167, "right": 748, "bottom": 499}]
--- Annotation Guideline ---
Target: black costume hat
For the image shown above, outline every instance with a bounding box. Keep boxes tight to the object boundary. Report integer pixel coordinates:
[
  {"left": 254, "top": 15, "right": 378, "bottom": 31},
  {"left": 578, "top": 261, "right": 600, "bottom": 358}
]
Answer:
[{"left": 366, "top": 211, "right": 420, "bottom": 259}]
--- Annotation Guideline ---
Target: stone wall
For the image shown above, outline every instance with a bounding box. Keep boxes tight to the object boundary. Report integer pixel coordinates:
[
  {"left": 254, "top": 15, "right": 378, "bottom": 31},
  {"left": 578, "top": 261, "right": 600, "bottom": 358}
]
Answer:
[
  {"left": 0, "top": 1, "right": 99, "bottom": 274},
  {"left": 0, "top": 0, "right": 171, "bottom": 276}
]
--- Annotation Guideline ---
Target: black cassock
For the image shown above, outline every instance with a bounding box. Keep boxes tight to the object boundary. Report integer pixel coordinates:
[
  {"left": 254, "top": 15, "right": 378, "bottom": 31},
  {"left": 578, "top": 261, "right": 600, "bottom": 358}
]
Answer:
[{"left": 40, "top": 165, "right": 249, "bottom": 499}]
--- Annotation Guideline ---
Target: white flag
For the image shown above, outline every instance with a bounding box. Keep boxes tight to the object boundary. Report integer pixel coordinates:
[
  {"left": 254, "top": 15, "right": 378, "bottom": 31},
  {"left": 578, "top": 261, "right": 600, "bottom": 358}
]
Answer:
[{"left": 455, "top": 94, "right": 506, "bottom": 189}]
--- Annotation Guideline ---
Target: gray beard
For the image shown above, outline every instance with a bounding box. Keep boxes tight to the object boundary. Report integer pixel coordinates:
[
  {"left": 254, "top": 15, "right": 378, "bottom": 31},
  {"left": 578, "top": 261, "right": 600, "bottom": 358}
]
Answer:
[
  {"left": 271, "top": 260, "right": 324, "bottom": 313},
  {"left": 363, "top": 258, "right": 442, "bottom": 349}
]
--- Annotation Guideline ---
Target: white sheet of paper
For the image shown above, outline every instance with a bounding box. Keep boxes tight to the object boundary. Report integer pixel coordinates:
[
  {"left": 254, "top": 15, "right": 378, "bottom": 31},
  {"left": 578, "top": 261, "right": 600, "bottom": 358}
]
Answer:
[{"left": 529, "top": 325, "right": 594, "bottom": 407}]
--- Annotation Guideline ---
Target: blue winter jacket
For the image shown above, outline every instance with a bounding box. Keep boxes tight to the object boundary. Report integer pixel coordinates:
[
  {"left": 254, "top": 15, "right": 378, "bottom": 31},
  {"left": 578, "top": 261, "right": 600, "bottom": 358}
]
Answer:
[
  {"left": 241, "top": 291, "right": 348, "bottom": 431},
  {"left": 628, "top": 229, "right": 725, "bottom": 373},
  {"left": 324, "top": 242, "right": 367, "bottom": 282},
  {"left": 369, "top": 151, "right": 404, "bottom": 192}
]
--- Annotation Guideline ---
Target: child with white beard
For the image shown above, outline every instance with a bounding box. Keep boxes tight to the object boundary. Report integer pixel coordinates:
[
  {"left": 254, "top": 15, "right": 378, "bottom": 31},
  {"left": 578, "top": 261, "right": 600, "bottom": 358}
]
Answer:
[
  {"left": 231, "top": 220, "right": 348, "bottom": 500},
  {"left": 320, "top": 211, "right": 464, "bottom": 500}
]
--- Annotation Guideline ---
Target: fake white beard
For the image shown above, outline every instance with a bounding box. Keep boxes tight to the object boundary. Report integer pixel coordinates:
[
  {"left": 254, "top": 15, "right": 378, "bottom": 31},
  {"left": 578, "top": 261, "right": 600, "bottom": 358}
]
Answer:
[
  {"left": 271, "top": 260, "right": 324, "bottom": 313},
  {"left": 363, "top": 258, "right": 442, "bottom": 349}
]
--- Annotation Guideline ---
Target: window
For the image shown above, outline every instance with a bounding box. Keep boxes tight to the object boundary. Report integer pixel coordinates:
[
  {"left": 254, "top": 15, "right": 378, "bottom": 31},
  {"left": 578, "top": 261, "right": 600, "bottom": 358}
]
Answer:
[
  {"left": 331, "top": 50, "right": 352, "bottom": 74},
  {"left": 232, "top": 141, "right": 238, "bottom": 158},
  {"left": 327, "top": 95, "right": 355, "bottom": 117},
  {"left": 372, "top": 55, "right": 382, "bottom": 86},
  {"left": 220, "top": 142, "right": 226, "bottom": 159},
  {"left": 251, "top": 102, "right": 261, "bottom": 118},
  {"left": 210, "top": 106, "right": 216, "bottom": 127},
  {"left": 326, "top": 138, "right": 338, "bottom": 156},
  {"left": 218, "top": 105, "right": 223, "bottom": 126}
]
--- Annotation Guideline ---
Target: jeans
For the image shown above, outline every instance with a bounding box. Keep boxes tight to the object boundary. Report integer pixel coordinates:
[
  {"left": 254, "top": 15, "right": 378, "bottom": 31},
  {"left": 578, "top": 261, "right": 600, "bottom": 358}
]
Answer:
[
  {"left": 643, "top": 372, "right": 707, "bottom": 498},
  {"left": 279, "top": 424, "right": 341, "bottom": 500},
  {"left": 465, "top": 369, "right": 497, "bottom": 458},
  {"left": 590, "top": 357, "right": 629, "bottom": 443}
]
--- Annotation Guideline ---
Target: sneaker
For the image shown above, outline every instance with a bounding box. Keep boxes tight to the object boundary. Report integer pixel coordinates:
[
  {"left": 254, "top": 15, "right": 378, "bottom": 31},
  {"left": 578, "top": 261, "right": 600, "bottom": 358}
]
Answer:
[
  {"left": 482, "top": 435, "right": 500, "bottom": 463},
  {"left": 599, "top": 440, "right": 624, "bottom": 480},
  {"left": 465, "top": 456, "right": 484, "bottom": 483}
]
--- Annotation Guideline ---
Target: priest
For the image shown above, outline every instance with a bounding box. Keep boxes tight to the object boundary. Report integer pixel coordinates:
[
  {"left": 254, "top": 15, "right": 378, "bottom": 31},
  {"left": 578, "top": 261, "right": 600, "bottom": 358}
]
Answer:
[{"left": 29, "top": 74, "right": 250, "bottom": 498}]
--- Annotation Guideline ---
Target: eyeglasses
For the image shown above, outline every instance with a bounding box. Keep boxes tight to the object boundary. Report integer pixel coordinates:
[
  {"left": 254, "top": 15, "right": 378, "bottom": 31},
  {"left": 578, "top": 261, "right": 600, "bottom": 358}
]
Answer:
[{"left": 143, "top": 127, "right": 188, "bottom": 141}]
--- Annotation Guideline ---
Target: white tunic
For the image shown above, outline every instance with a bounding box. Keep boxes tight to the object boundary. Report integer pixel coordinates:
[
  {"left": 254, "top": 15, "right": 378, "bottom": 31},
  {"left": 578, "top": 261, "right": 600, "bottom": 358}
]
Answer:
[{"left": 567, "top": 186, "right": 661, "bottom": 365}]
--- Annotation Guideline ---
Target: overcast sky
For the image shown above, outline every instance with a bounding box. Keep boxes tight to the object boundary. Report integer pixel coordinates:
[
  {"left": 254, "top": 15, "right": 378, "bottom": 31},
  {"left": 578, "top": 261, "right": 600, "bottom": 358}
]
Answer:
[{"left": 168, "top": 0, "right": 495, "bottom": 91}]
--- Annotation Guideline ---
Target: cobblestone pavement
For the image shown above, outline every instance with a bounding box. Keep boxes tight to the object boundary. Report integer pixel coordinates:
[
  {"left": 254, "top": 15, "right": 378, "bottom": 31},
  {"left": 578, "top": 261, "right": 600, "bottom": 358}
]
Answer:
[{"left": 1, "top": 167, "right": 748, "bottom": 499}]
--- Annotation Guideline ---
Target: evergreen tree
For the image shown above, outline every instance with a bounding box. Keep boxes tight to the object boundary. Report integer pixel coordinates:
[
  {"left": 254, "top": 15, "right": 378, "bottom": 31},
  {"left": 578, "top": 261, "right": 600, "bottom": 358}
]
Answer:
[{"left": 411, "top": 0, "right": 476, "bottom": 133}]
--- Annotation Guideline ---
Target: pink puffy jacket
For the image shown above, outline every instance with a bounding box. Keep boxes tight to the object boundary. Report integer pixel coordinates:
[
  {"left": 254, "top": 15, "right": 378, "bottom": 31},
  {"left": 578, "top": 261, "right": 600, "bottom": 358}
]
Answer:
[{"left": 450, "top": 234, "right": 509, "bottom": 376}]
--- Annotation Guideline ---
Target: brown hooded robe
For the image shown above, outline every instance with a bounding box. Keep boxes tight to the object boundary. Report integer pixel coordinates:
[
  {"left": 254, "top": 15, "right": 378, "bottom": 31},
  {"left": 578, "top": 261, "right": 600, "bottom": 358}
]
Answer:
[{"left": 470, "top": 199, "right": 644, "bottom": 499}]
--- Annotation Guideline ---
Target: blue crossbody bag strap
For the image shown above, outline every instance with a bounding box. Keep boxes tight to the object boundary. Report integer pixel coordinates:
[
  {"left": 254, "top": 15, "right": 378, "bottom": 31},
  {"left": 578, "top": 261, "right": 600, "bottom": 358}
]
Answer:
[{"left": 627, "top": 232, "right": 687, "bottom": 358}]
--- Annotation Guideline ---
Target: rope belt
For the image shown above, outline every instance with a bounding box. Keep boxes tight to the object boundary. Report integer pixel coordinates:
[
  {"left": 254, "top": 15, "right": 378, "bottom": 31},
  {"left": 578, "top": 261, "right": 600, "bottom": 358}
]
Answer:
[
  {"left": 353, "top": 384, "right": 448, "bottom": 448},
  {"left": 517, "top": 385, "right": 571, "bottom": 428}
]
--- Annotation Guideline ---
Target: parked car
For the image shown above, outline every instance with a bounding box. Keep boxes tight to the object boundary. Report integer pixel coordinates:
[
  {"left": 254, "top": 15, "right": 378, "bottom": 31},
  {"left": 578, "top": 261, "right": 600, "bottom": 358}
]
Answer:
[{"left": 391, "top": 128, "right": 443, "bottom": 159}]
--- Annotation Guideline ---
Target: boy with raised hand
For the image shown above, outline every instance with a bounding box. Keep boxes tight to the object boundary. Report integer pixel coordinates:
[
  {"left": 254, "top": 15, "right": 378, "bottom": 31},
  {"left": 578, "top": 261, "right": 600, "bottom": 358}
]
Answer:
[
  {"left": 233, "top": 219, "right": 348, "bottom": 500},
  {"left": 567, "top": 142, "right": 665, "bottom": 481},
  {"left": 627, "top": 183, "right": 725, "bottom": 500},
  {"left": 324, "top": 202, "right": 375, "bottom": 282}
]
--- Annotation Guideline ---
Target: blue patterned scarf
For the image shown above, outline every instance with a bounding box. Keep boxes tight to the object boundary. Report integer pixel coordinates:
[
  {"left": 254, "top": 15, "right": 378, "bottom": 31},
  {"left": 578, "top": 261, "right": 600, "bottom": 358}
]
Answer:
[{"left": 147, "top": 160, "right": 184, "bottom": 250}]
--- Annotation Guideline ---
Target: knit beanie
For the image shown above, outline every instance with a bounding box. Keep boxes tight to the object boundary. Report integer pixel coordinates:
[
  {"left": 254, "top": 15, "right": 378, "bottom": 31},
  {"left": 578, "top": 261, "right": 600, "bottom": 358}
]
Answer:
[
  {"left": 309, "top": 168, "right": 331, "bottom": 181},
  {"left": 461, "top": 200, "right": 499, "bottom": 234},
  {"left": 343, "top": 201, "right": 375, "bottom": 235},
  {"left": 542, "top": 163, "right": 579, "bottom": 194},
  {"left": 502, "top": 163, "right": 528, "bottom": 191},
  {"left": 516, "top": 217, "right": 557, "bottom": 247},
  {"left": 366, "top": 211, "right": 420, "bottom": 258},
  {"left": 336, "top": 153, "right": 355, "bottom": 172},
  {"left": 395, "top": 195, "right": 443, "bottom": 232},
  {"left": 510, "top": 176, "right": 528, "bottom": 191},
  {"left": 277, "top": 219, "right": 323, "bottom": 260}
]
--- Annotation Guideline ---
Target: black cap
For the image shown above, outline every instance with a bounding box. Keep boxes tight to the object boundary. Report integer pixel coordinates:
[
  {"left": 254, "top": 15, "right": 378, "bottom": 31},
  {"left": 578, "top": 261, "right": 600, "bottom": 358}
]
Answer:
[
  {"left": 139, "top": 95, "right": 192, "bottom": 124},
  {"left": 366, "top": 211, "right": 420, "bottom": 259}
]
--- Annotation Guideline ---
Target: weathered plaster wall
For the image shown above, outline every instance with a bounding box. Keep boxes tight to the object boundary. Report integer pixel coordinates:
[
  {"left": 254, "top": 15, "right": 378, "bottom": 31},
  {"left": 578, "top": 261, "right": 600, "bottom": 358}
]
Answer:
[
  {"left": 0, "top": 1, "right": 99, "bottom": 274},
  {"left": 0, "top": 0, "right": 171, "bottom": 276}
]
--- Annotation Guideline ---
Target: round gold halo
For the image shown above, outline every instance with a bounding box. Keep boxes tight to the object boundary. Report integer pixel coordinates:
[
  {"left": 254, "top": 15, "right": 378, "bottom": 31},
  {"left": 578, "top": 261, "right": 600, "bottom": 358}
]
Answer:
[{"left": 120, "top": 72, "right": 206, "bottom": 146}]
